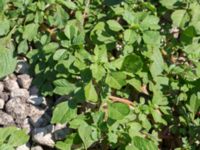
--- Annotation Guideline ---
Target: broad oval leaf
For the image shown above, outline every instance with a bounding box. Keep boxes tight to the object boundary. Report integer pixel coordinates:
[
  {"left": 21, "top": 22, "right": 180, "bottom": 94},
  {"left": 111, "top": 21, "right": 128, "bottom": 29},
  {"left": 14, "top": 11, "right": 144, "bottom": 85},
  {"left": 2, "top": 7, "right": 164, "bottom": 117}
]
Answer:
[
  {"left": 107, "top": 20, "right": 123, "bottom": 32},
  {"left": 122, "top": 54, "right": 143, "bottom": 73},
  {"left": 105, "top": 72, "right": 126, "bottom": 90},
  {"left": 51, "top": 101, "right": 77, "bottom": 124},
  {"left": 108, "top": 102, "right": 130, "bottom": 120},
  {"left": 84, "top": 81, "right": 98, "bottom": 103},
  {"left": 0, "top": 47, "right": 17, "bottom": 78}
]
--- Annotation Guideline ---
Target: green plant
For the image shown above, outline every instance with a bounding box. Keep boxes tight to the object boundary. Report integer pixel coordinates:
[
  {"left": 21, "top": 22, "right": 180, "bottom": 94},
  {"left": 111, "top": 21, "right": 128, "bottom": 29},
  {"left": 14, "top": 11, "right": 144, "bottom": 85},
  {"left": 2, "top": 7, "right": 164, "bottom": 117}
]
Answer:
[
  {"left": 0, "top": 0, "right": 200, "bottom": 149},
  {"left": 0, "top": 127, "right": 29, "bottom": 150}
]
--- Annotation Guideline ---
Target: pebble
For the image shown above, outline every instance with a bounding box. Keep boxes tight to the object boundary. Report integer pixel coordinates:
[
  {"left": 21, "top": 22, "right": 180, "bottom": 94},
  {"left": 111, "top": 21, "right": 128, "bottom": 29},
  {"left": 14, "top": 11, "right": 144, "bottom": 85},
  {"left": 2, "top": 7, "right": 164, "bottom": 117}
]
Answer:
[
  {"left": 20, "top": 118, "right": 32, "bottom": 134},
  {"left": 10, "top": 88, "right": 29, "bottom": 99},
  {"left": 6, "top": 97, "right": 28, "bottom": 120},
  {"left": 17, "top": 74, "right": 32, "bottom": 89},
  {"left": 32, "top": 125, "right": 55, "bottom": 148},
  {"left": 31, "top": 146, "right": 43, "bottom": 150},
  {"left": 28, "top": 105, "right": 50, "bottom": 128},
  {"left": 15, "top": 60, "right": 30, "bottom": 74},
  {"left": 53, "top": 124, "right": 69, "bottom": 140},
  {"left": 0, "top": 92, "right": 9, "bottom": 101},
  {"left": 16, "top": 143, "right": 31, "bottom": 150},
  {"left": 4, "top": 79, "right": 19, "bottom": 92},
  {"left": 0, "top": 98, "right": 5, "bottom": 109},
  {"left": 0, "top": 82, "right": 3, "bottom": 93},
  {"left": 28, "top": 95, "right": 46, "bottom": 106},
  {"left": 0, "top": 110, "right": 15, "bottom": 126}
]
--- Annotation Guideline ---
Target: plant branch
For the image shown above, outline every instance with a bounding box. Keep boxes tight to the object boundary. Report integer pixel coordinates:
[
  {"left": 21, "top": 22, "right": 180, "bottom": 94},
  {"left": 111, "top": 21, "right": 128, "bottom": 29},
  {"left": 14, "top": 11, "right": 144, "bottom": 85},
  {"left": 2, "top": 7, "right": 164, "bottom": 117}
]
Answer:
[{"left": 109, "top": 96, "right": 134, "bottom": 106}]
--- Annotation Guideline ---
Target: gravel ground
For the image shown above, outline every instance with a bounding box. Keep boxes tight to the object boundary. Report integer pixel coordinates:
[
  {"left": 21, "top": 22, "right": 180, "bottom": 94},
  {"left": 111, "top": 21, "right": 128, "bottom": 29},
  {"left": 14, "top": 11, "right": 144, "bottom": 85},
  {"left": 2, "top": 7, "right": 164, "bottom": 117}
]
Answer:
[{"left": 0, "top": 60, "right": 68, "bottom": 150}]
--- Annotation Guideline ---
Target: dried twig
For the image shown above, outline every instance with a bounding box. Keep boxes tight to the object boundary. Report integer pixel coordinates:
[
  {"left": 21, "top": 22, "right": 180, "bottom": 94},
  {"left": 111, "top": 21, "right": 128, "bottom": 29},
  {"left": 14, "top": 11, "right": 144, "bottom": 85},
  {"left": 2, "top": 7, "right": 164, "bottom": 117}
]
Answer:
[{"left": 109, "top": 96, "right": 134, "bottom": 106}]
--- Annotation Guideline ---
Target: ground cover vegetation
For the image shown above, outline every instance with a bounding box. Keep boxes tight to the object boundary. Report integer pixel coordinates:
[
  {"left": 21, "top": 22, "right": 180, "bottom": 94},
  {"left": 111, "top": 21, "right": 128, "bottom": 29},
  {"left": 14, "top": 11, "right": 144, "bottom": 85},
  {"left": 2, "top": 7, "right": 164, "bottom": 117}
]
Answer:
[{"left": 0, "top": 0, "right": 200, "bottom": 149}]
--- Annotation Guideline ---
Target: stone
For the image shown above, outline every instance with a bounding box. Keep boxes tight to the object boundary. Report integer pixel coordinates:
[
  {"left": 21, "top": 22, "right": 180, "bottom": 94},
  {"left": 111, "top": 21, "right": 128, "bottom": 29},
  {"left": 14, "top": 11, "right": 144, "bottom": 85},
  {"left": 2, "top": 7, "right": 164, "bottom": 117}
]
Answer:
[
  {"left": 4, "top": 79, "right": 19, "bottom": 92},
  {"left": 28, "top": 95, "right": 46, "bottom": 106},
  {"left": 32, "top": 125, "right": 55, "bottom": 148},
  {"left": 16, "top": 143, "right": 31, "bottom": 150},
  {"left": 0, "top": 92, "right": 9, "bottom": 101},
  {"left": 30, "top": 86, "right": 39, "bottom": 95},
  {"left": 28, "top": 105, "right": 50, "bottom": 127},
  {"left": 15, "top": 60, "right": 30, "bottom": 74},
  {"left": 8, "top": 73, "right": 18, "bottom": 80},
  {"left": 0, "top": 110, "right": 15, "bottom": 126},
  {"left": 0, "top": 98, "right": 5, "bottom": 109},
  {"left": 31, "top": 146, "right": 43, "bottom": 150},
  {"left": 0, "top": 82, "right": 3, "bottom": 93},
  {"left": 20, "top": 118, "right": 32, "bottom": 134},
  {"left": 53, "top": 124, "right": 69, "bottom": 141},
  {"left": 17, "top": 74, "right": 32, "bottom": 89},
  {"left": 10, "top": 88, "right": 29, "bottom": 99},
  {"left": 6, "top": 97, "right": 28, "bottom": 120}
]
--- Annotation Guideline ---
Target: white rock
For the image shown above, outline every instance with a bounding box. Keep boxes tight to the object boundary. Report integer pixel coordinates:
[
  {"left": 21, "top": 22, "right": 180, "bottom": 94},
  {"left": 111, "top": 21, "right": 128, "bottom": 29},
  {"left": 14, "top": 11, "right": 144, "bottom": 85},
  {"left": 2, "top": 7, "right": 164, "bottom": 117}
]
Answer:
[
  {"left": 0, "top": 98, "right": 5, "bottom": 109},
  {"left": 0, "top": 110, "right": 15, "bottom": 126},
  {"left": 28, "top": 95, "right": 46, "bottom": 106},
  {"left": 28, "top": 105, "right": 50, "bottom": 127},
  {"left": 6, "top": 97, "right": 28, "bottom": 120},
  {"left": 10, "top": 88, "right": 29, "bottom": 99},
  {"left": 0, "top": 92, "right": 9, "bottom": 101},
  {"left": 0, "top": 82, "right": 4, "bottom": 93},
  {"left": 31, "top": 146, "right": 43, "bottom": 150},
  {"left": 15, "top": 60, "right": 30, "bottom": 74},
  {"left": 16, "top": 143, "right": 30, "bottom": 150},
  {"left": 21, "top": 118, "right": 32, "bottom": 134},
  {"left": 17, "top": 74, "right": 32, "bottom": 89},
  {"left": 53, "top": 124, "right": 69, "bottom": 140},
  {"left": 32, "top": 125, "right": 55, "bottom": 148},
  {"left": 4, "top": 79, "right": 19, "bottom": 92}
]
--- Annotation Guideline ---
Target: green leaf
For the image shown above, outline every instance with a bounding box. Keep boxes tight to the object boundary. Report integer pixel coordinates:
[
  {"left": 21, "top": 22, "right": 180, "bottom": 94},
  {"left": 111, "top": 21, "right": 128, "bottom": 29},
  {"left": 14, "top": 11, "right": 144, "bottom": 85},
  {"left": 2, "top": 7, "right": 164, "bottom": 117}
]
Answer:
[
  {"left": 93, "top": 45, "right": 108, "bottom": 63},
  {"left": 122, "top": 54, "right": 143, "bottom": 73},
  {"left": 90, "top": 63, "right": 106, "bottom": 82},
  {"left": 0, "top": 47, "right": 17, "bottom": 78},
  {"left": 151, "top": 109, "right": 166, "bottom": 124},
  {"left": 107, "top": 20, "right": 123, "bottom": 32},
  {"left": 180, "top": 26, "right": 196, "bottom": 44},
  {"left": 23, "top": 23, "right": 39, "bottom": 41},
  {"left": 105, "top": 72, "right": 126, "bottom": 90},
  {"left": 53, "top": 79, "right": 76, "bottom": 95},
  {"left": 0, "top": 144, "right": 14, "bottom": 150},
  {"left": 124, "top": 29, "right": 138, "bottom": 44},
  {"left": 0, "top": 19, "right": 10, "bottom": 36},
  {"left": 64, "top": 24, "right": 78, "bottom": 40},
  {"left": 17, "top": 40, "right": 28, "bottom": 54},
  {"left": 51, "top": 101, "right": 77, "bottom": 124},
  {"left": 171, "top": 9, "right": 189, "bottom": 28},
  {"left": 7, "top": 130, "right": 29, "bottom": 147},
  {"left": 0, "top": 127, "right": 29, "bottom": 148},
  {"left": 131, "top": 136, "right": 157, "bottom": 150},
  {"left": 108, "top": 102, "right": 130, "bottom": 120},
  {"left": 159, "top": 0, "right": 179, "bottom": 9},
  {"left": 143, "top": 31, "right": 161, "bottom": 46},
  {"left": 56, "top": 0, "right": 77, "bottom": 10},
  {"left": 150, "top": 48, "right": 164, "bottom": 78},
  {"left": 128, "top": 78, "right": 142, "bottom": 92},
  {"left": 189, "top": 94, "right": 200, "bottom": 115},
  {"left": 43, "top": 42, "right": 59, "bottom": 54},
  {"left": 78, "top": 122, "right": 96, "bottom": 149},
  {"left": 53, "top": 49, "right": 68, "bottom": 60},
  {"left": 84, "top": 81, "right": 98, "bottom": 103},
  {"left": 55, "top": 133, "right": 79, "bottom": 150}
]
